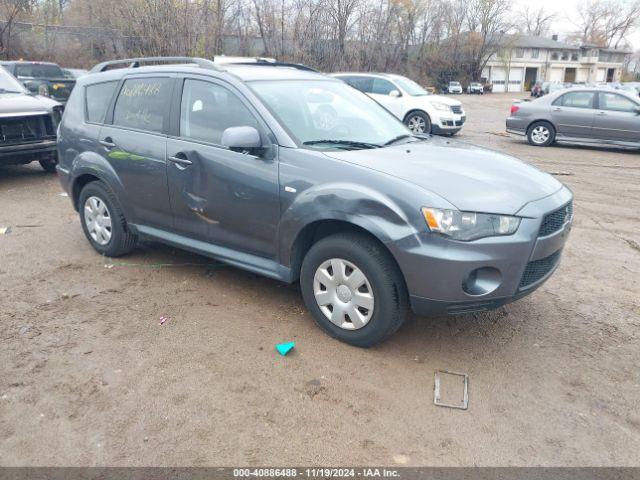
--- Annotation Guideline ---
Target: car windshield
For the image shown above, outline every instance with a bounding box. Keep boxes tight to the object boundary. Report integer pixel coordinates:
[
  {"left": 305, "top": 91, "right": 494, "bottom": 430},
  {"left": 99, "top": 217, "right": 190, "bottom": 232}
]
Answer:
[
  {"left": 250, "top": 79, "right": 412, "bottom": 149},
  {"left": 450, "top": 82, "right": 461, "bottom": 86},
  {"left": 15, "top": 63, "right": 64, "bottom": 78},
  {"left": 393, "top": 77, "right": 430, "bottom": 96},
  {"left": 0, "top": 67, "right": 27, "bottom": 93}
]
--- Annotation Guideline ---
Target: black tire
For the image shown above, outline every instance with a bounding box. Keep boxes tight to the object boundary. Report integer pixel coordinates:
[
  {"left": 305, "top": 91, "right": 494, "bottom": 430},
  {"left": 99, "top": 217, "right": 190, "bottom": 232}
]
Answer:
[
  {"left": 404, "top": 111, "right": 432, "bottom": 134},
  {"left": 78, "top": 181, "right": 137, "bottom": 257},
  {"left": 39, "top": 156, "right": 58, "bottom": 173},
  {"left": 300, "top": 232, "right": 408, "bottom": 347},
  {"left": 527, "top": 121, "right": 556, "bottom": 147}
]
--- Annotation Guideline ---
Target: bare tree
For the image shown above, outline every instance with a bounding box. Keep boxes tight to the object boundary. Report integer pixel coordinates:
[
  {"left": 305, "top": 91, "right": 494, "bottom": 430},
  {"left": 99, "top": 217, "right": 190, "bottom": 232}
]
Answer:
[
  {"left": 571, "top": 0, "right": 640, "bottom": 48},
  {"left": 0, "top": 0, "right": 34, "bottom": 58},
  {"left": 519, "top": 5, "right": 555, "bottom": 37}
]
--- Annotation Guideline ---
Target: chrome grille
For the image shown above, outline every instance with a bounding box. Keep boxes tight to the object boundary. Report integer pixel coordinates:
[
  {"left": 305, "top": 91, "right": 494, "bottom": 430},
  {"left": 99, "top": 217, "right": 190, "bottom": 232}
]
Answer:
[
  {"left": 539, "top": 202, "right": 572, "bottom": 237},
  {"left": 450, "top": 105, "right": 463, "bottom": 114},
  {"left": 519, "top": 250, "right": 561, "bottom": 289}
]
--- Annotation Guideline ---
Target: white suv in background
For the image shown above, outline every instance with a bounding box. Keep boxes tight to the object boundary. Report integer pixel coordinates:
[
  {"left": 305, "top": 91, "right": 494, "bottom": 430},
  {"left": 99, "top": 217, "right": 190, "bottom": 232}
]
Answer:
[{"left": 332, "top": 73, "right": 466, "bottom": 135}]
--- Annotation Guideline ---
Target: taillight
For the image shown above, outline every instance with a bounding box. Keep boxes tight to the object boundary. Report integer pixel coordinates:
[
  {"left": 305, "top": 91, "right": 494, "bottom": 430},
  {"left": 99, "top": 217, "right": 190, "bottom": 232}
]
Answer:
[{"left": 510, "top": 105, "right": 519, "bottom": 115}]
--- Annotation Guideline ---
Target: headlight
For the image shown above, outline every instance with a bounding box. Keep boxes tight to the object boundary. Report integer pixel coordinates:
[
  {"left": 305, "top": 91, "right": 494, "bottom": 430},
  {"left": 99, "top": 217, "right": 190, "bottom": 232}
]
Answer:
[
  {"left": 431, "top": 101, "right": 450, "bottom": 111},
  {"left": 422, "top": 207, "right": 520, "bottom": 241}
]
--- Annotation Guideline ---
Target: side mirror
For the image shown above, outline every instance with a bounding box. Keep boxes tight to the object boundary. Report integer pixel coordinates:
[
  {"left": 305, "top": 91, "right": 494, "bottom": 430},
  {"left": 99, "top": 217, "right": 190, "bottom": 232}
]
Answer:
[
  {"left": 221, "top": 126, "right": 262, "bottom": 152},
  {"left": 389, "top": 89, "right": 401, "bottom": 98}
]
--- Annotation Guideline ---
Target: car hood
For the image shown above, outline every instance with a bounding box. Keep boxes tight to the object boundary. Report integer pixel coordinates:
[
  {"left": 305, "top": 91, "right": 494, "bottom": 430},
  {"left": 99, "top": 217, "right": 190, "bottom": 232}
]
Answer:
[
  {"left": 322, "top": 138, "right": 562, "bottom": 215},
  {"left": 418, "top": 94, "right": 461, "bottom": 107},
  {"left": 0, "top": 92, "right": 58, "bottom": 115}
]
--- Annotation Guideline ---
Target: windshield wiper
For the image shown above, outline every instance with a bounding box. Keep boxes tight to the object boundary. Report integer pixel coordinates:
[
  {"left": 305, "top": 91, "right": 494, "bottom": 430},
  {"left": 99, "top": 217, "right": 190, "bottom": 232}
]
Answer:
[
  {"left": 0, "top": 89, "right": 22, "bottom": 93},
  {"left": 384, "top": 134, "right": 414, "bottom": 146},
  {"left": 303, "top": 139, "right": 381, "bottom": 150}
]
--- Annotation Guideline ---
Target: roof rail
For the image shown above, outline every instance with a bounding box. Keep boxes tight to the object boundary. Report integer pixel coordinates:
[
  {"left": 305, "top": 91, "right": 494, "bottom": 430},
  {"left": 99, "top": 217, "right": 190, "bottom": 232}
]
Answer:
[
  {"left": 229, "top": 60, "right": 318, "bottom": 72},
  {"left": 90, "top": 57, "right": 222, "bottom": 73}
]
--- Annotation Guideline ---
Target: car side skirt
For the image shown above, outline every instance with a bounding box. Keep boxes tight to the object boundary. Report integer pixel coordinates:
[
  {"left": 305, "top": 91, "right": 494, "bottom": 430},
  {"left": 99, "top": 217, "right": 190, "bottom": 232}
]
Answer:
[{"left": 134, "top": 224, "right": 293, "bottom": 283}]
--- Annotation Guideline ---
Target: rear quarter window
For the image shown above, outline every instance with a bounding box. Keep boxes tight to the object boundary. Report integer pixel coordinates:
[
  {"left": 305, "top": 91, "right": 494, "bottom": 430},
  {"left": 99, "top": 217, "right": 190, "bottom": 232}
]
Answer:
[
  {"left": 112, "top": 77, "right": 172, "bottom": 133},
  {"left": 85, "top": 81, "right": 118, "bottom": 123}
]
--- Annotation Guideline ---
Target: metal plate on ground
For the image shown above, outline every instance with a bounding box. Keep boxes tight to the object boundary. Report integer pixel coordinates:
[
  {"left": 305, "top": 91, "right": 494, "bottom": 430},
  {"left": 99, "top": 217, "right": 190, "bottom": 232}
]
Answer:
[{"left": 434, "top": 370, "right": 469, "bottom": 410}]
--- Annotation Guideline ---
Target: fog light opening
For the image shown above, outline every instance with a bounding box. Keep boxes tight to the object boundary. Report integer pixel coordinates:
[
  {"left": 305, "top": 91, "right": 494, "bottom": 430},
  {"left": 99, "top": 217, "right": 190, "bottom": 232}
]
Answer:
[{"left": 462, "top": 267, "right": 502, "bottom": 296}]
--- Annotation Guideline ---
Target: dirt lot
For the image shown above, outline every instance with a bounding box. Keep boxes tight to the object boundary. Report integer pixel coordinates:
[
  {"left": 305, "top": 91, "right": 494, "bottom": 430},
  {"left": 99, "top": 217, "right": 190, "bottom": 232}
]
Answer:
[{"left": 1, "top": 93, "right": 639, "bottom": 467}]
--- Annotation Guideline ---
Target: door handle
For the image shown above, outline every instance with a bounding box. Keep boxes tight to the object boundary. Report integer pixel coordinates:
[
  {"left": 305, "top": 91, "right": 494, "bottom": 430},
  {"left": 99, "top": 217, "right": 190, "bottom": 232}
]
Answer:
[
  {"left": 168, "top": 155, "right": 193, "bottom": 167},
  {"left": 552, "top": 107, "right": 562, "bottom": 111},
  {"left": 596, "top": 111, "right": 607, "bottom": 116},
  {"left": 99, "top": 138, "right": 116, "bottom": 149}
]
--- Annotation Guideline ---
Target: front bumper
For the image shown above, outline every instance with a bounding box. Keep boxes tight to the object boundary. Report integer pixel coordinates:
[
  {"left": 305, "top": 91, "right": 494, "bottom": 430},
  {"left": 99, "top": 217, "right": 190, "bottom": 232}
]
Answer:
[
  {"left": 0, "top": 139, "right": 57, "bottom": 165},
  {"left": 433, "top": 114, "right": 465, "bottom": 134},
  {"left": 388, "top": 186, "right": 573, "bottom": 316}
]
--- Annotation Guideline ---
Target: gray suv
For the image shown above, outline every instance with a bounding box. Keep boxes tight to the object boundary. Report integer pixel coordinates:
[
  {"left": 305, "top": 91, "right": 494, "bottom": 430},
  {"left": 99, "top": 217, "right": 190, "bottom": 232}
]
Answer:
[{"left": 57, "top": 57, "right": 573, "bottom": 347}]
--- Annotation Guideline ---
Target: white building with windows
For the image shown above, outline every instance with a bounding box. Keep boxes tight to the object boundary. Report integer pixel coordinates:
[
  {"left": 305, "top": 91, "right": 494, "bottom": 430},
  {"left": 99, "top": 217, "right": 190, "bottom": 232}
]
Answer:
[{"left": 482, "top": 35, "right": 631, "bottom": 93}]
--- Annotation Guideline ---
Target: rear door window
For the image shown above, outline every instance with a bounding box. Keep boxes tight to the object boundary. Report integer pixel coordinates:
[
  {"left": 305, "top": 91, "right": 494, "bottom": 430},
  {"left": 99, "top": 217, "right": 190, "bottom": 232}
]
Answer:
[
  {"left": 342, "top": 76, "right": 374, "bottom": 94},
  {"left": 371, "top": 78, "right": 396, "bottom": 95},
  {"left": 553, "top": 92, "right": 595, "bottom": 109},
  {"left": 599, "top": 92, "right": 638, "bottom": 113},
  {"left": 112, "top": 77, "right": 172, "bottom": 133},
  {"left": 85, "top": 81, "right": 118, "bottom": 123}
]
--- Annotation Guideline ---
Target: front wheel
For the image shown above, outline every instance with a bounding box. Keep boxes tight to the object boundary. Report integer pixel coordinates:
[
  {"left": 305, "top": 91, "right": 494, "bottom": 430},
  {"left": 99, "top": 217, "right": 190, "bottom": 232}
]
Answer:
[
  {"left": 527, "top": 121, "right": 556, "bottom": 147},
  {"left": 404, "top": 111, "right": 431, "bottom": 134},
  {"left": 300, "top": 233, "right": 408, "bottom": 347}
]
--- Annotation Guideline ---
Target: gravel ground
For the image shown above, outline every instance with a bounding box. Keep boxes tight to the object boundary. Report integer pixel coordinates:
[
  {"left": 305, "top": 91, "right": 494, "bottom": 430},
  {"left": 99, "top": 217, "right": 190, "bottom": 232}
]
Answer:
[{"left": 1, "top": 93, "right": 639, "bottom": 467}]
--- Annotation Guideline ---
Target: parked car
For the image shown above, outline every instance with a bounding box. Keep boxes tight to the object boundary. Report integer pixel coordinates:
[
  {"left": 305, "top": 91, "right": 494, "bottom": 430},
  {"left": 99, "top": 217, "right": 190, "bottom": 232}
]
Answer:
[
  {"left": 507, "top": 88, "right": 640, "bottom": 148},
  {"left": 332, "top": 72, "right": 465, "bottom": 135},
  {"left": 447, "top": 81, "right": 463, "bottom": 94},
  {"left": 58, "top": 56, "right": 573, "bottom": 347},
  {"left": 0, "top": 66, "right": 63, "bottom": 172},
  {"left": 531, "top": 82, "right": 544, "bottom": 97},
  {"left": 467, "top": 82, "right": 483, "bottom": 94},
  {"left": 63, "top": 68, "right": 89, "bottom": 79},
  {"left": 0, "top": 61, "right": 76, "bottom": 104},
  {"left": 542, "top": 82, "right": 566, "bottom": 95},
  {"left": 618, "top": 83, "right": 639, "bottom": 96}
]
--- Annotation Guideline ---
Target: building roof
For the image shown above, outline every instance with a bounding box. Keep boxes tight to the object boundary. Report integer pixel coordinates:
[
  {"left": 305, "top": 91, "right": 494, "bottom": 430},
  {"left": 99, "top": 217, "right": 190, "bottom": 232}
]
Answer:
[
  {"left": 502, "top": 34, "right": 579, "bottom": 50},
  {"left": 500, "top": 34, "right": 632, "bottom": 54}
]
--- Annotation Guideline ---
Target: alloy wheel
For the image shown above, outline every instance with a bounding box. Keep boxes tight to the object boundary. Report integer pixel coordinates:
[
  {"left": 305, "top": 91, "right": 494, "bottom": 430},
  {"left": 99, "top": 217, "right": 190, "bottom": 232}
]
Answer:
[
  {"left": 531, "top": 125, "right": 550, "bottom": 144},
  {"left": 407, "top": 115, "right": 426, "bottom": 133}
]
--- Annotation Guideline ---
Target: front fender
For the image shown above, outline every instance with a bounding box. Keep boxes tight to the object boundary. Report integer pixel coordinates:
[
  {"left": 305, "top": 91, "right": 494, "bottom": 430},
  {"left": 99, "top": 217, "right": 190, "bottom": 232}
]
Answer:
[{"left": 278, "top": 182, "right": 418, "bottom": 266}]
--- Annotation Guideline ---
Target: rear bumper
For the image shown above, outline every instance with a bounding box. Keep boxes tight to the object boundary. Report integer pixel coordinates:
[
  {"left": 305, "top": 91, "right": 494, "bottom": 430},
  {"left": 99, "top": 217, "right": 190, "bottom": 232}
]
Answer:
[
  {"left": 388, "top": 186, "right": 573, "bottom": 316},
  {"left": 506, "top": 117, "right": 528, "bottom": 135}
]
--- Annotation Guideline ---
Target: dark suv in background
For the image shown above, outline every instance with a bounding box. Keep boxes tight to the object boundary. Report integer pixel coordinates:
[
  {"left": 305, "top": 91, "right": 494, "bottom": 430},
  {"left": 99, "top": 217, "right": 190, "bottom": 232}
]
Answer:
[
  {"left": 1, "top": 61, "right": 76, "bottom": 104},
  {"left": 57, "top": 57, "right": 573, "bottom": 347}
]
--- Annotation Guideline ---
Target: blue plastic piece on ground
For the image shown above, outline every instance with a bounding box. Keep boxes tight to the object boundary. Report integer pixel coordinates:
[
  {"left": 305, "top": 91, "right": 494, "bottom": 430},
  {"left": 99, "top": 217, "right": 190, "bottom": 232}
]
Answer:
[{"left": 275, "top": 341, "right": 295, "bottom": 356}]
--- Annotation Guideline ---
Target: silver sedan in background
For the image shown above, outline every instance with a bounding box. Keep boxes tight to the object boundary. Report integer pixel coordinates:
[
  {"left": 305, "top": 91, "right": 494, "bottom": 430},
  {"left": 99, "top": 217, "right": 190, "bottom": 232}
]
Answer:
[{"left": 507, "top": 88, "right": 640, "bottom": 148}]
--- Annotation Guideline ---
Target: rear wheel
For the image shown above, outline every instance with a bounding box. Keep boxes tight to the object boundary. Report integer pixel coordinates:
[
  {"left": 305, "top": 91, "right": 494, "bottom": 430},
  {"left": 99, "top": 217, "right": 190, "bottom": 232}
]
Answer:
[
  {"left": 527, "top": 121, "right": 555, "bottom": 147},
  {"left": 78, "top": 181, "right": 137, "bottom": 257},
  {"left": 300, "top": 232, "right": 408, "bottom": 347},
  {"left": 404, "top": 111, "right": 431, "bottom": 134}
]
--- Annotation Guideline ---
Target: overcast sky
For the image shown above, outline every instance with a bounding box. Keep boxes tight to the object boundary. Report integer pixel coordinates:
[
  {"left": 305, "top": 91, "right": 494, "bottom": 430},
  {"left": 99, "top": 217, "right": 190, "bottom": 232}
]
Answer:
[{"left": 514, "top": 0, "right": 640, "bottom": 49}]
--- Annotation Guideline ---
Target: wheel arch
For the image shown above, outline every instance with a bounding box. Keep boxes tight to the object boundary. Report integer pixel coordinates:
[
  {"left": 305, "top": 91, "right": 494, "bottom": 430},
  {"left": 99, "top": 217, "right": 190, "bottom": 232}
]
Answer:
[
  {"left": 526, "top": 118, "right": 557, "bottom": 134},
  {"left": 403, "top": 108, "right": 431, "bottom": 123},
  {"left": 288, "top": 219, "right": 408, "bottom": 290}
]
